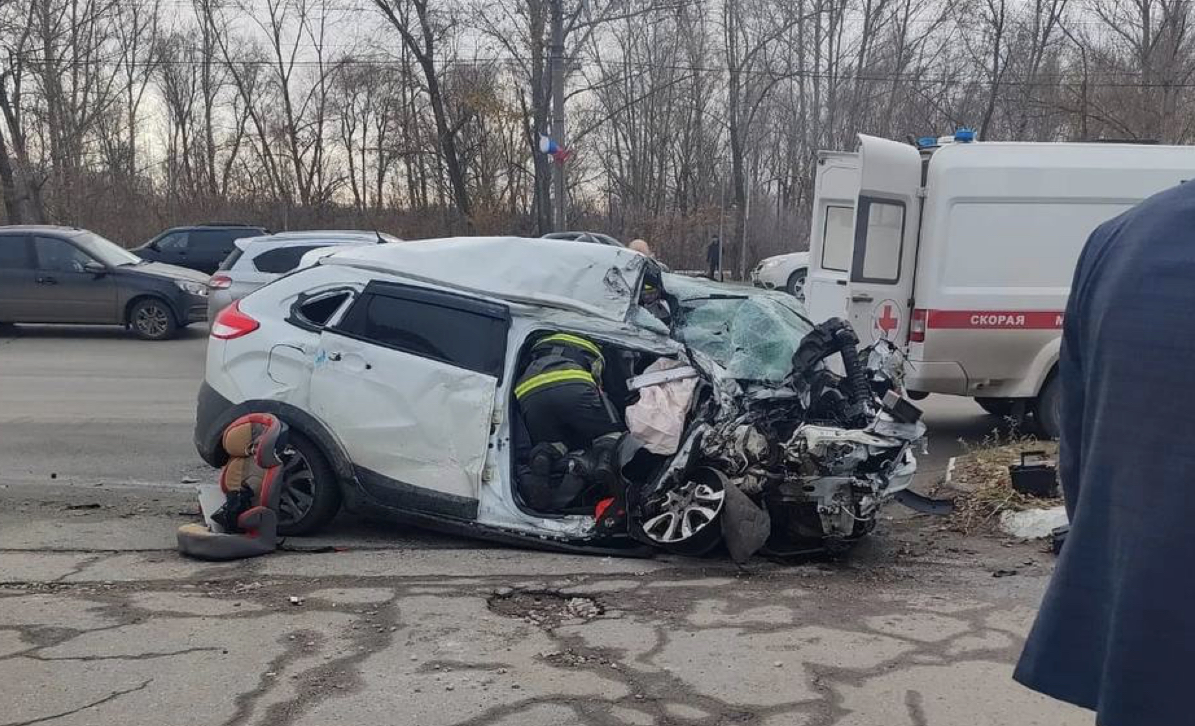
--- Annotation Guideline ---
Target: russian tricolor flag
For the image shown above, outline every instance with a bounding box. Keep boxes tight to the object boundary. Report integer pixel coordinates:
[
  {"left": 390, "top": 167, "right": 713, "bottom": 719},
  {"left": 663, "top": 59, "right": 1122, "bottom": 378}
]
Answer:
[{"left": 538, "top": 134, "right": 570, "bottom": 163}]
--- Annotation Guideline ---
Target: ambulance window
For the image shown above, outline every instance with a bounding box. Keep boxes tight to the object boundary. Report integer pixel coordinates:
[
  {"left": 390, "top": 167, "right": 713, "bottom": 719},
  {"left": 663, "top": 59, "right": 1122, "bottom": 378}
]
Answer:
[
  {"left": 821, "top": 205, "right": 854, "bottom": 272},
  {"left": 851, "top": 198, "right": 905, "bottom": 284}
]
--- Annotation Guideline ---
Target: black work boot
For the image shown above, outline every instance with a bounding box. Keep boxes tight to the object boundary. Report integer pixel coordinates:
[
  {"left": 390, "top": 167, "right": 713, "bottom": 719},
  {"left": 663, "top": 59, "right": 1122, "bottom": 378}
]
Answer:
[{"left": 523, "top": 443, "right": 567, "bottom": 511}]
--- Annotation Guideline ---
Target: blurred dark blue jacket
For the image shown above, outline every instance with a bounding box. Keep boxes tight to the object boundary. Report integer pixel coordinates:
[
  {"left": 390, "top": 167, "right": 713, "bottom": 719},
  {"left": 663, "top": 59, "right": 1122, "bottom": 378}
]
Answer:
[{"left": 1015, "top": 181, "right": 1195, "bottom": 726}]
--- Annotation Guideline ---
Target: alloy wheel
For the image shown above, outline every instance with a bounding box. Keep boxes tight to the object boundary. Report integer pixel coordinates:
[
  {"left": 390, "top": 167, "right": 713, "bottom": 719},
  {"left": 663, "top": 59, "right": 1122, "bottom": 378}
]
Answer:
[
  {"left": 135, "top": 304, "right": 170, "bottom": 338},
  {"left": 642, "top": 477, "right": 726, "bottom": 544},
  {"left": 788, "top": 271, "right": 807, "bottom": 304},
  {"left": 277, "top": 446, "right": 317, "bottom": 528}
]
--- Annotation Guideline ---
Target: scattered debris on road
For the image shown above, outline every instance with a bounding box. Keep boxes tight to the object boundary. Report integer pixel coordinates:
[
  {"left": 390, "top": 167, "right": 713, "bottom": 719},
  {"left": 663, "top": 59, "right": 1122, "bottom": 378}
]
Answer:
[
  {"left": 942, "top": 433, "right": 1065, "bottom": 536},
  {"left": 488, "top": 589, "right": 604, "bottom": 629},
  {"left": 1009, "top": 450, "right": 1059, "bottom": 498},
  {"left": 1000, "top": 506, "right": 1069, "bottom": 540}
]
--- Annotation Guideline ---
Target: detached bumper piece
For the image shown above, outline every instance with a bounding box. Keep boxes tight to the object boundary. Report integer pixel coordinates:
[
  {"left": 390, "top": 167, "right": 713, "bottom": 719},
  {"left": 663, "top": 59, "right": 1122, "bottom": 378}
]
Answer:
[{"left": 178, "top": 413, "right": 288, "bottom": 561}]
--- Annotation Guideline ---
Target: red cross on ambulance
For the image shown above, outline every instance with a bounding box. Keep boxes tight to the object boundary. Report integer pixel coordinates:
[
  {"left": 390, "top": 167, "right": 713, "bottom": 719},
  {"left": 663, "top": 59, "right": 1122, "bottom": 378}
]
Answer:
[{"left": 874, "top": 300, "right": 900, "bottom": 339}]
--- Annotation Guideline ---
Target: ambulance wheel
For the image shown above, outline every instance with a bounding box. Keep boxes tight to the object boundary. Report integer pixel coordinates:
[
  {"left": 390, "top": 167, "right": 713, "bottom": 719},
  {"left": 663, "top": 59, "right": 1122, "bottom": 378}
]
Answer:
[
  {"left": 276, "top": 432, "right": 341, "bottom": 536},
  {"left": 976, "top": 398, "right": 1015, "bottom": 417},
  {"left": 1035, "top": 376, "right": 1062, "bottom": 441}
]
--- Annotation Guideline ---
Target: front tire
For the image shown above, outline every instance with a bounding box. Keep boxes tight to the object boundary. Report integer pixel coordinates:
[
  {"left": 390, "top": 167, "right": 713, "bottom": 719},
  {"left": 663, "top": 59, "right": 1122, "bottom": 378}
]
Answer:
[
  {"left": 1035, "top": 376, "right": 1062, "bottom": 440},
  {"left": 637, "top": 467, "right": 726, "bottom": 557},
  {"left": 786, "top": 269, "right": 808, "bottom": 303},
  {"left": 129, "top": 298, "right": 178, "bottom": 341},
  {"left": 276, "top": 431, "right": 341, "bottom": 536}
]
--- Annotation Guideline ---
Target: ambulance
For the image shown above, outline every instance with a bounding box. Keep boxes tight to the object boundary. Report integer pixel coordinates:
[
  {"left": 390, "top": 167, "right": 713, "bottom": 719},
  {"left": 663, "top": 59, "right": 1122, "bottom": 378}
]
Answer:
[{"left": 805, "top": 132, "right": 1195, "bottom": 437}]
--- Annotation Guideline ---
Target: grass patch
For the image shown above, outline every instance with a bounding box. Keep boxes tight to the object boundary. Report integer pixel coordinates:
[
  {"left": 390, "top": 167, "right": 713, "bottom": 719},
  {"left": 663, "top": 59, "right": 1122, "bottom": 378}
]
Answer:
[{"left": 944, "top": 427, "right": 1063, "bottom": 535}]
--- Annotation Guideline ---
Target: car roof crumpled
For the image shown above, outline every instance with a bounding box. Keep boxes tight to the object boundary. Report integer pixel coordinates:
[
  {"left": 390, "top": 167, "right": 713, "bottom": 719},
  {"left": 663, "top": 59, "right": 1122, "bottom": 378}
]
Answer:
[{"left": 318, "top": 236, "right": 653, "bottom": 322}]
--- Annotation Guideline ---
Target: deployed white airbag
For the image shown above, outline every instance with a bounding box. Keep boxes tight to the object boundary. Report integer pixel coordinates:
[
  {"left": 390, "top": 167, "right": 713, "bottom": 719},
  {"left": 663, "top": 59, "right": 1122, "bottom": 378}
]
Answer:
[{"left": 625, "top": 359, "right": 699, "bottom": 455}]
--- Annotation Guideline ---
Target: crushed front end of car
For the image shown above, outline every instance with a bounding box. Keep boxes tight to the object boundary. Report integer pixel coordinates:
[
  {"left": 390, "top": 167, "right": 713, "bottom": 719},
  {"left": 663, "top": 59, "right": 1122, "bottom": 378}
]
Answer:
[{"left": 625, "top": 280, "right": 925, "bottom": 560}]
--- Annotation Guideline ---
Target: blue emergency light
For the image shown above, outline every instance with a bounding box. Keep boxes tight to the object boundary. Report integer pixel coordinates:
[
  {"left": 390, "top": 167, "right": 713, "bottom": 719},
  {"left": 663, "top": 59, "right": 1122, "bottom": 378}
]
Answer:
[
  {"left": 917, "top": 136, "right": 939, "bottom": 149},
  {"left": 954, "top": 128, "right": 976, "bottom": 143}
]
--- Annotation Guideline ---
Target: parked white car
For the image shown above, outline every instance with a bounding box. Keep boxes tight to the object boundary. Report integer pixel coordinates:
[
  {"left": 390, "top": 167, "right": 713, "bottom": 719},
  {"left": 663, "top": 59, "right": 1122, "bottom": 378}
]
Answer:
[
  {"left": 207, "top": 230, "right": 400, "bottom": 318},
  {"left": 750, "top": 251, "right": 810, "bottom": 301},
  {"left": 195, "top": 237, "right": 923, "bottom": 558}
]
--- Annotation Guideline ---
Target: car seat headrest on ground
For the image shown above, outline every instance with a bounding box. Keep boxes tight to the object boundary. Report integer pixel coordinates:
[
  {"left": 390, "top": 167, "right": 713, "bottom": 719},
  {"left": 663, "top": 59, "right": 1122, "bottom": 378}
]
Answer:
[{"left": 178, "top": 413, "right": 289, "bottom": 561}]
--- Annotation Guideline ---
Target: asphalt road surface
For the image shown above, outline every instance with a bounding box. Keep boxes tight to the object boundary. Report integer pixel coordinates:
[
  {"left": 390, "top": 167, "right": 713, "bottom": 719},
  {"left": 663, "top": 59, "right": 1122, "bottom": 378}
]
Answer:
[
  {"left": 0, "top": 324, "right": 1091, "bottom": 726},
  {"left": 0, "top": 323, "right": 1003, "bottom": 491}
]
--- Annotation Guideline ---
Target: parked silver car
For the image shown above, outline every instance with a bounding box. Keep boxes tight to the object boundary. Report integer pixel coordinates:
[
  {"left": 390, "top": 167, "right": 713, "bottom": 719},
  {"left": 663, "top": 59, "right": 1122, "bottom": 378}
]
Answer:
[{"left": 207, "top": 231, "right": 399, "bottom": 318}]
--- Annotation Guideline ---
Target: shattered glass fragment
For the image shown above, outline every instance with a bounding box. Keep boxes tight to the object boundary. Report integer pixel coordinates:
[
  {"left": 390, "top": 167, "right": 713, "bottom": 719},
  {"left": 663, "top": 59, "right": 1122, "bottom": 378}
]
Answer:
[{"left": 671, "top": 281, "right": 814, "bottom": 383}]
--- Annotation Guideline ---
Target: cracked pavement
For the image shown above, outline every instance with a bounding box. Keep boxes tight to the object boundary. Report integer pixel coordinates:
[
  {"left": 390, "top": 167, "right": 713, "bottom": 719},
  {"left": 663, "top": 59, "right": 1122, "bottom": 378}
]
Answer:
[
  {"left": 0, "top": 482, "right": 1090, "bottom": 726},
  {"left": 0, "top": 327, "right": 1091, "bottom": 725}
]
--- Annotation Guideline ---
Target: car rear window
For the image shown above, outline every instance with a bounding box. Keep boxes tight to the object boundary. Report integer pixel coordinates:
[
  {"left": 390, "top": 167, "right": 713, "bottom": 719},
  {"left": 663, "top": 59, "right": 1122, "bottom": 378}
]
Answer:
[
  {"left": 253, "top": 245, "right": 324, "bottom": 274},
  {"left": 335, "top": 286, "right": 508, "bottom": 378},
  {"left": 190, "top": 229, "right": 235, "bottom": 253},
  {"left": 291, "top": 290, "right": 353, "bottom": 328},
  {"left": 229, "top": 227, "right": 265, "bottom": 240}
]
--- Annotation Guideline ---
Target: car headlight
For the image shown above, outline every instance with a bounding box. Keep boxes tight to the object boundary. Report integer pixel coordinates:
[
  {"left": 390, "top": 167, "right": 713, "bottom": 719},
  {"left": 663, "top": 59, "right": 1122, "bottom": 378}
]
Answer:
[
  {"left": 760, "top": 259, "right": 781, "bottom": 269},
  {"left": 176, "top": 280, "right": 208, "bottom": 297}
]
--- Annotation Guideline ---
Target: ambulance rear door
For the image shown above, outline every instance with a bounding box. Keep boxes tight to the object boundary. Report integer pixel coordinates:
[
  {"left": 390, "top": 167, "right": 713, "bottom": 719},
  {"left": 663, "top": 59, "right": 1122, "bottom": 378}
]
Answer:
[
  {"left": 805, "top": 151, "right": 859, "bottom": 324},
  {"left": 845, "top": 135, "right": 923, "bottom": 347}
]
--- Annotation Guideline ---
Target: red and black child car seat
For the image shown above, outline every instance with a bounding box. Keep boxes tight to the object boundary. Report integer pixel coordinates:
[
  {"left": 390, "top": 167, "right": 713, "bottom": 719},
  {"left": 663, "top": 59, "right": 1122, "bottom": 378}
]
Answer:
[{"left": 177, "top": 413, "right": 288, "bottom": 560}]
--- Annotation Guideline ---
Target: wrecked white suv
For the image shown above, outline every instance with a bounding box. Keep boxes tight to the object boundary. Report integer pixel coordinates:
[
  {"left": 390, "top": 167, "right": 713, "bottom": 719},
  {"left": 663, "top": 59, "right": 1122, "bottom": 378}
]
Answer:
[{"left": 195, "top": 237, "right": 924, "bottom": 559}]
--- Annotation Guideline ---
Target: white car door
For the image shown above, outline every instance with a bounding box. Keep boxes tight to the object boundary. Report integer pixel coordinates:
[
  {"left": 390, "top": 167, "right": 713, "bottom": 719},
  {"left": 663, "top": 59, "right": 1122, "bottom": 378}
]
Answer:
[{"left": 307, "top": 281, "right": 510, "bottom": 520}]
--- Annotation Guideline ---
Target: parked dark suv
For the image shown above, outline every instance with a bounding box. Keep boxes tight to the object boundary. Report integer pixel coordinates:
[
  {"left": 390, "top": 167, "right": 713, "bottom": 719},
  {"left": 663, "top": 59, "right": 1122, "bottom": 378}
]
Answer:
[
  {"left": 134, "top": 223, "right": 268, "bottom": 274},
  {"left": 0, "top": 226, "right": 210, "bottom": 340}
]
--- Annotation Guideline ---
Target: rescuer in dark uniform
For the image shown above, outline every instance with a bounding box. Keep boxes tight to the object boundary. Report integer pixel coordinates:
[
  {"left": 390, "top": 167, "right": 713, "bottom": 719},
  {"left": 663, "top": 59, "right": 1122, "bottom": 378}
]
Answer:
[{"left": 515, "top": 332, "right": 625, "bottom": 512}]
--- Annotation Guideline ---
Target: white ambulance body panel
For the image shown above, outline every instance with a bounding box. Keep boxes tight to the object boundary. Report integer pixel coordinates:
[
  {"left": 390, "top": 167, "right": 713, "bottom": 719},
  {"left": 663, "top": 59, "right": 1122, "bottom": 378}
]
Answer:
[
  {"left": 805, "top": 151, "right": 858, "bottom": 325},
  {"left": 906, "top": 141, "right": 1195, "bottom": 402},
  {"left": 805, "top": 135, "right": 1195, "bottom": 434}
]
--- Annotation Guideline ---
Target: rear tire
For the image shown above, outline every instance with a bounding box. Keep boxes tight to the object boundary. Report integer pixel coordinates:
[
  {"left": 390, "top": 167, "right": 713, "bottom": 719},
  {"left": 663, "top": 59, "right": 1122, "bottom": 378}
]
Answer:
[
  {"left": 786, "top": 269, "right": 808, "bottom": 303},
  {"left": 976, "top": 398, "right": 1015, "bottom": 416},
  {"left": 129, "top": 298, "right": 178, "bottom": 341},
  {"left": 276, "top": 432, "right": 342, "bottom": 536},
  {"left": 1035, "top": 376, "right": 1062, "bottom": 440}
]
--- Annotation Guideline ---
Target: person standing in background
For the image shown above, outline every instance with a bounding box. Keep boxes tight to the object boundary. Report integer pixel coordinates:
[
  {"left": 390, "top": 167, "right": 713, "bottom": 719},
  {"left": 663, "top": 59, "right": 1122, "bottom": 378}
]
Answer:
[
  {"left": 1014, "top": 181, "right": 1195, "bottom": 726},
  {"left": 706, "top": 236, "right": 721, "bottom": 280},
  {"left": 628, "top": 238, "right": 653, "bottom": 258}
]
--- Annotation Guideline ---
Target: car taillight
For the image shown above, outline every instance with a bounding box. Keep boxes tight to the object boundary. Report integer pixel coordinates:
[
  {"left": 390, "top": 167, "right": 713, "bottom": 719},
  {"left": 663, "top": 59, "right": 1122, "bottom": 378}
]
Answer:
[
  {"left": 209, "top": 274, "right": 232, "bottom": 290},
  {"left": 910, "top": 309, "right": 927, "bottom": 343},
  {"left": 210, "top": 300, "right": 259, "bottom": 339}
]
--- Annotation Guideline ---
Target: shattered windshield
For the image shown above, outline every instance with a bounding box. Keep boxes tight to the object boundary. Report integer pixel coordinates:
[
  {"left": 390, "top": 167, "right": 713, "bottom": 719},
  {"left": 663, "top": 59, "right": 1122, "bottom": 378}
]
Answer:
[{"left": 666, "top": 275, "right": 815, "bottom": 382}]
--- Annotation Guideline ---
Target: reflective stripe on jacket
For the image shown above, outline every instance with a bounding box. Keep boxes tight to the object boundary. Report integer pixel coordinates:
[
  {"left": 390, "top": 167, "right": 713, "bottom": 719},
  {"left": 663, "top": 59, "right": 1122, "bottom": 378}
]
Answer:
[
  {"left": 534, "top": 333, "right": 604, "bottom": 362},
  {"left": 514, "top": 366, "right": 596, "bottom": 400}
]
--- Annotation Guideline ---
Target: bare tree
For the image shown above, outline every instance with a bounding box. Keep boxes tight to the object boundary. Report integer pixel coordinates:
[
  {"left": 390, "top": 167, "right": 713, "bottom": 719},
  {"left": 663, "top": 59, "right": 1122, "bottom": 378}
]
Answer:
[{"left": 375, "top": 0, "right": 473, "bottom": 228}]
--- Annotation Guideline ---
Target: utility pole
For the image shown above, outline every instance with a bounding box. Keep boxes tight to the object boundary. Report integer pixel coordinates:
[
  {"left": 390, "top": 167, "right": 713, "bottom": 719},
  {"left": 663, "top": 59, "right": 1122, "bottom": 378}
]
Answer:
[{"left": 550, "top": 0, "right": 566, "bottom": 231}]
